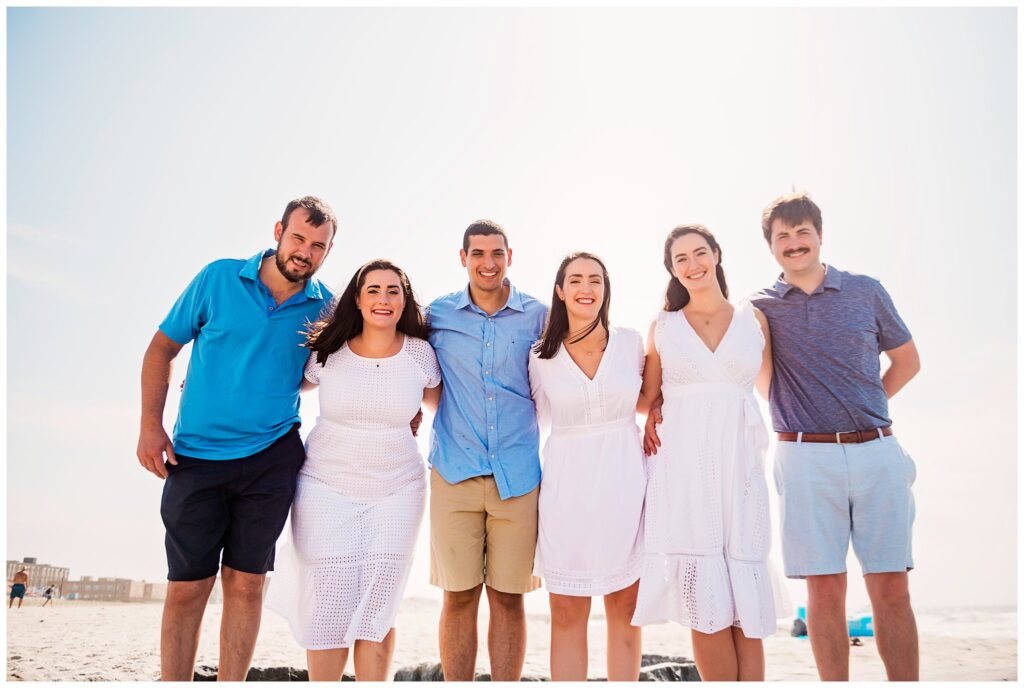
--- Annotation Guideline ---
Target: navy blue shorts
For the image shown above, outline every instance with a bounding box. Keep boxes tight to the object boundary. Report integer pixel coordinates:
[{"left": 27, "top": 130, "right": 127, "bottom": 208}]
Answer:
[{"left": 160, "top": 426, "right": 305, "bottom": 581}]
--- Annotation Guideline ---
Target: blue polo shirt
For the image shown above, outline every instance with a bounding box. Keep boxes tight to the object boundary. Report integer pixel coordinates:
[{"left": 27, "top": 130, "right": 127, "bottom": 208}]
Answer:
[
  {"left": 426, "top": 281, "right": 548, "bottom": 499},
  {"left": 750, "top": 265, "right": 912, "bottom": 434},
  {"left": 159, "top": 249, "right": 334, "bottom": 459}
]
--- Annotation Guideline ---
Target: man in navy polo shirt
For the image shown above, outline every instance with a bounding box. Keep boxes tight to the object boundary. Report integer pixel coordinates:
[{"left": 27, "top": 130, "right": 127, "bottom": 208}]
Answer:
[
  {"left": 751, "top": 192, "right": 921, "bottom": 681},
  {"left": 136, "top": 196, "right": 337, "bottom": 681}
]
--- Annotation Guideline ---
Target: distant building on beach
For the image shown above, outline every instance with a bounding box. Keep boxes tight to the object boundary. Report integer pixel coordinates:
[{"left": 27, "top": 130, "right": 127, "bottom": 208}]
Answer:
[
  {"left": 5, "top": 556, "right": 178, "bottom": 603},
  {"left": 63, "top": 576, "right": 169, "bottom": 602},
  {"left": 144, "top": 581, "right": 169, "bottom": 601},
  {"left": 63, "top": 577, "right": 143, "bottom": 601},
  {"left": 6, "top": 557, "right": 70, "bottom": 595}
]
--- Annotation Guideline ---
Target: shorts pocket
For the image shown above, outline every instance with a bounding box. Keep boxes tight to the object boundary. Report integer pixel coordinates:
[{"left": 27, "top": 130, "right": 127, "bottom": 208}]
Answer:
[
  {"left": 772, "top": 450, "right": 784, "bottom": 495},
  {"left": 901, "top": 448, "right": 917, "bottom": 485}
]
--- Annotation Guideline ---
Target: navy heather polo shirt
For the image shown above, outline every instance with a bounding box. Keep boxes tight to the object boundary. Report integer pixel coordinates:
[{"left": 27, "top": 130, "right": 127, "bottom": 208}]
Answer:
[{"left": 750, "top": 265, "right": 912, "bottom": 434}]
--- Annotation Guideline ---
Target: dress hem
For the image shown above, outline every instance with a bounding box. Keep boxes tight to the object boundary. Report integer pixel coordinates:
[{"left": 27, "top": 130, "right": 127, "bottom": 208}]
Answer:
[
  {"left": 543, "top": 572, "right": 641, "bottom": 598},
  {"left": 631, "top": 552, "right": 785, "bottom": 639},
  {"left": 539, "top": 560, "right": 643, "bottom": 598}
]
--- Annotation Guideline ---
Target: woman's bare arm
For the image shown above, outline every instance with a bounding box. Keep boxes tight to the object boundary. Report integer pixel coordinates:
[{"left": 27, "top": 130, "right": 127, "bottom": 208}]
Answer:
[{"left": 753, "top": 307, "right": 773, "bottom": 401}]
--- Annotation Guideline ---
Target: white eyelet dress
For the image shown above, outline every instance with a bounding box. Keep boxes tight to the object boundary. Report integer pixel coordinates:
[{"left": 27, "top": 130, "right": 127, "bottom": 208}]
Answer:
[
  {"left": 529, "top": 326, "right": 647, "bottom": 596},
  {"left": 266, "top": 336, "right": 441, "bottom": 649},
  {"left": 631, "top": 301, "right": 788, "bottom": 638}
]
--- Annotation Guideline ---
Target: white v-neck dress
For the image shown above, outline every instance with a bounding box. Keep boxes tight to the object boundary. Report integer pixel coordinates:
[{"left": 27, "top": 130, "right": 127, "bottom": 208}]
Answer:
[
  {"left": 631, "top": 301, "right": 787, "bottom": 638},
  {"left": 266, "top": 336, "right": 440, "bottom": 650},
  {"left": 529, "top": 326, "right": 647, "bottom": 596}
]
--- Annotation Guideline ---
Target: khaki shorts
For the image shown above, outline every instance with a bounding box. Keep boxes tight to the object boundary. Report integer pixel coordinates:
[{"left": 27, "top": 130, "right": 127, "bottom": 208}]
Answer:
[{"left": 429, "top": 470, "right": 541, "bottom": 594}]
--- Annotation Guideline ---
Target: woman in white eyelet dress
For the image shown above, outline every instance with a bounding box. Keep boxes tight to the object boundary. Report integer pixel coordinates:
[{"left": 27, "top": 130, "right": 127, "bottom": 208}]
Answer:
[
  {"left": 528, "top": 252, "right": 651, "bottom": 682},
  {"left": 631, "top": 226, "right": 788, "bottom": 682},
  {"left": 531, "top": 325, "right": 648, "bottom": 596},
  {"left": 266, "top": 260, "right": 441, "bottom": 682}
]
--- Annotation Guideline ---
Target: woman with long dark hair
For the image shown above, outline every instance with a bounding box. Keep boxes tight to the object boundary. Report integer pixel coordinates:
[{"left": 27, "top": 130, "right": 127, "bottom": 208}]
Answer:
[
  {"left": 630, "top": 226, "right": 787, "bottom": 681},
  {"left": 528, "top": 252, "right": 653, "bottom": 681},
  {"left": 266, "top": 259, "right": 441, "bottom": 681}
]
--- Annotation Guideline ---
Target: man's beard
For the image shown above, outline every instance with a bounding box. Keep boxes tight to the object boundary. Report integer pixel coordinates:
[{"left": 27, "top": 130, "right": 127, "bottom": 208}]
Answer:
[{"left": 275, "top": 248, "right": 315, "bottom": 283}]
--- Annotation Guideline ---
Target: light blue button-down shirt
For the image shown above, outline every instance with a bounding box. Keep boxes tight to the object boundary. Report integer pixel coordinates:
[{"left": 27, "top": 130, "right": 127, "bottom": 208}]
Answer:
[
  {"left": 159, "top": 248, "right": 333, "bottom": 459},
  {"left": 426, "top": 281, "right": 548, "bottom": 499}
]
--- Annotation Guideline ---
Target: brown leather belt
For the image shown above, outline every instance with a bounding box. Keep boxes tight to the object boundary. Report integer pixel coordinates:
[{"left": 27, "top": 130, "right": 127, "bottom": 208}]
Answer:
[{"left": 777, "top": 426, "right": 893, "bottom": 444}]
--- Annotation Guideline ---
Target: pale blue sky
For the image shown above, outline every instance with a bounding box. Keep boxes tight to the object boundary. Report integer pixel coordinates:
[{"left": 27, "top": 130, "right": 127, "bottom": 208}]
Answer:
[{"left": 7, "top": 7, "right": 1016, "bottom": 611}]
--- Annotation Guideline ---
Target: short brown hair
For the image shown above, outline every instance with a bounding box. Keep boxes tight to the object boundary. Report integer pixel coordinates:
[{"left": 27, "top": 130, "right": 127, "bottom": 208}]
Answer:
[
  {"left": 282, "top": 196, "right": 339, "bottom": 238},
  {"left": 761, "top": 192, "right": 822, "bottom": 244},
  {"left": 462, "top": 219, "right": 508, "bottom": 252}
]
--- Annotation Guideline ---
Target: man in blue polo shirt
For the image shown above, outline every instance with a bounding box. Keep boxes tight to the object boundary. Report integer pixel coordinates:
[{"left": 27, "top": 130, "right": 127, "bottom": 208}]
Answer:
[
  {"left": 136, "top": 196, "right": 337, "bottom": 681},
  {"left": 426, "top": 220, "right": 548, "bottom": 681},
  {"left": 751, "top": 192, "right": 921, "bottom": 681}
]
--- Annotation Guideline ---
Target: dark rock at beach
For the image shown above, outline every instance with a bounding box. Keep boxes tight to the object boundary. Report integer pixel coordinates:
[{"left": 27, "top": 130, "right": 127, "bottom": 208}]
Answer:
[
  {"left": 638, "top": 661, "right": 701, "bottom": 681},
  {"left": 194, "top": 654, "right": 699, "bottom": 681},
  {"left": 392, "top": 655, "right": 698, "bottom": 682},
  {"left": 641, "top": 654, "right": 695, "bottom": 667},
  {"left": 394, "top": 662, "right": 445, "bottom": 681},
  {"left": 393, "top": 664, "right": 547, "bottom": 681},
  {"left": 791, "top": 618, "right": 808, "bottom": 637},
  {"left": 193, "top": 665, "right": 218, "bottom": 681},
  {"left": 637, "top": 655, "right": 701, "bottom": 681},
  {"left": 193, "top": 665, "right": 354, "bottom": 681},
  {"left": 247, "top": 666, "right": 311, "bottom": 681}
]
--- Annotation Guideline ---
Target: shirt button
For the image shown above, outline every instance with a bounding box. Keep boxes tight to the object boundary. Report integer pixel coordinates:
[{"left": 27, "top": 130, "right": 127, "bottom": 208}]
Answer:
[
  {"left": 268, "top": 306, "right": 274, "bottom": 311},
  {"left": 490, "top": 453, "right": 496, "bottom": 458},
  {"left": 485, "top": 370, "right": 491, "bottom": 375},
  {"left": 486, "top": 342, "right": 491, "bottom": 347},
  {"left": 490, "top": 425, "right": 495, "bottom": 430},
  {"left": 488, "top": 396, "right": 494, "bottom": 401}
]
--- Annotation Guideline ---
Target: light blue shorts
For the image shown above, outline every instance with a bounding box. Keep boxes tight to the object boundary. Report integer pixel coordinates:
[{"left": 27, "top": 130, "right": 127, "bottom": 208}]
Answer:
[{"left": 773, "top": 435, "right": 916, "bottom": 579}]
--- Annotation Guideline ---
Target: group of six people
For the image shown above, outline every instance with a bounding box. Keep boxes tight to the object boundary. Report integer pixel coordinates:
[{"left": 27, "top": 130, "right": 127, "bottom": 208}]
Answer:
[{"left": 137, "top": 191, "right": 921, "bottom": 682}]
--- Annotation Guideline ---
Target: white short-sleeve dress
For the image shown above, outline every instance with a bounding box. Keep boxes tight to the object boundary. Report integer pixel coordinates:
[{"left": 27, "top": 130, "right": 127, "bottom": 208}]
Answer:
[
  {"left": 631, "top": 301, "right": 788, "bottom": 638},
  {"left": 266, "top": 335, "right": 440, "bottom": 649},
  {"left": 529, "top": 326, "right": 647, "bottom": 596}
]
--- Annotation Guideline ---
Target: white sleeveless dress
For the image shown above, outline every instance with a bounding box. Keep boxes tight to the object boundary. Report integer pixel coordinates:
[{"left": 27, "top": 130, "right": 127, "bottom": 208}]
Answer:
[
  {"left": 529, "top": 327, "right": 648, "bottom": 596},
  {"left": 266, "top": 336, "right": 440, "bottom": 649},
  {"left": 631, "top": 301, "right": 787, "bottom": 638}
]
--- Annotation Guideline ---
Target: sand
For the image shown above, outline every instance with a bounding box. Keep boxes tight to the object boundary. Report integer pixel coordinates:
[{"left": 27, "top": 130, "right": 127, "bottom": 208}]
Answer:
[{"left": 6, "top": 598, "right": 1016, "bottom": 681}]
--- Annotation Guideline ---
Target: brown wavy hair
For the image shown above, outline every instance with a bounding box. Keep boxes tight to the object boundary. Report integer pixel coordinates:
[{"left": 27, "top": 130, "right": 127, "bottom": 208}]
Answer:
[
  {"left": 533, "top": 252, "right": 611, "bottom": 360},
  {"left": 663, "top": 225, "right": 729, "bottom": 311},
  {"left": 306, "top": 259, "right": 428, "bottom": 365},
  {"left": 761, "top": 192, "right": 822, "bottom": 244}
]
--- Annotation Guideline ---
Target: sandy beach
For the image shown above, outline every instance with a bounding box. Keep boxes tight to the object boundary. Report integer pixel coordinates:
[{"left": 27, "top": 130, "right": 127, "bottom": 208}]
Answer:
[{"left": 6, "top": 598, "right": 1015, "bottom": 681}]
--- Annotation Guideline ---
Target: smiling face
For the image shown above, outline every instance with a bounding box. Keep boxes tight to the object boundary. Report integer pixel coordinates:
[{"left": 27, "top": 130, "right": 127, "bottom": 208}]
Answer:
[
  {"left": 769, "top": 217, "right": 822, "bottom": 274},
  {"left": 555, "top": 257, "right": 606, "bottom": 323},
  {"left": 460, "top": 234, "right": 511, "bottom": 293},
  {"left": 273, "top": 207, "right": 334, "bottom": 282},
  {"left": 669, "top": 232, "right": 720, "bottom": 295},
  {"left": 355, "top": 269, "right": 405, "bottom": 331}
]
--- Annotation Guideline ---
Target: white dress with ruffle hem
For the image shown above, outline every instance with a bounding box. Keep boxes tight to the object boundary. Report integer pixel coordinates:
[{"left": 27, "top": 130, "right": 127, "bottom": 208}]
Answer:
[{"left": 631, "top": 301, "right": 788, "bottom": 638}]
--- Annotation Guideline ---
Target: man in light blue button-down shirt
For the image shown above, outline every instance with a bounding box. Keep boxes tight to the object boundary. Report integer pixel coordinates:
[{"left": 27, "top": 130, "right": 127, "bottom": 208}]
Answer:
[{"left": 425, "top": 220, "right": 547, "bottom": 681}]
